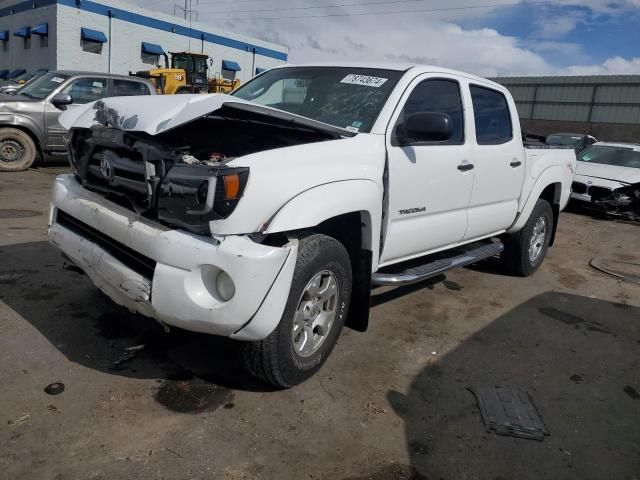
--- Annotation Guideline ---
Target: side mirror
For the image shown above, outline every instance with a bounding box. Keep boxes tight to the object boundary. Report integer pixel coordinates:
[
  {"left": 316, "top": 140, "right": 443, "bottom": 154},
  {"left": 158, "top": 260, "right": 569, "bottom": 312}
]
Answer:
[
  {"left": 51, "top": 93, "right": 73, "bottom": 107},
  {"left": 396, "top": 112, "right": 453, "bottom": 145}
]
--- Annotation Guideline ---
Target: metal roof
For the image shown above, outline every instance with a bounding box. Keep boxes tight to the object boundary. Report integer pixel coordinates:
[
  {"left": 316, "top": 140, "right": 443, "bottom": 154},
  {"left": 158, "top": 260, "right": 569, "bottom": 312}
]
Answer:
[{"left": 493, "top": 75, "right": 640, "bottom": 85}]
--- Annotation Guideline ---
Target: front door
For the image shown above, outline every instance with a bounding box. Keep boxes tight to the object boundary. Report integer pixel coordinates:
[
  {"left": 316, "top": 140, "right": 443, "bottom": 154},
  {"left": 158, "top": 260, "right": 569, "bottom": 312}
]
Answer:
[
  {"left": 380, "top": 75, "right": 475, "bottom": 265},
  {"left": 45, "top": 77, "right": 108, "bottom": 149}
]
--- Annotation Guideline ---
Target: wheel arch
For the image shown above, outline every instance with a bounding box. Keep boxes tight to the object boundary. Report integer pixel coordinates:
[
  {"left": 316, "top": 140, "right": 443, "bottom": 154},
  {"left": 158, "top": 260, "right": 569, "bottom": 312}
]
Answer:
[
  {"left": 263, "top": 180, "right": 383, "bottom": 333},
  {"left": 508, "top": 167, "right": 563, "bottom": 246}
]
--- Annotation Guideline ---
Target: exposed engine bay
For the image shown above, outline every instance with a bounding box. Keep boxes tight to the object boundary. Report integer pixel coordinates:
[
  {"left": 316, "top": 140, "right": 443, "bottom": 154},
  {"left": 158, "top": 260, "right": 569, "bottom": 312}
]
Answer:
[{"left": 66, "top": 104, "right": 344, "bottom": 234}]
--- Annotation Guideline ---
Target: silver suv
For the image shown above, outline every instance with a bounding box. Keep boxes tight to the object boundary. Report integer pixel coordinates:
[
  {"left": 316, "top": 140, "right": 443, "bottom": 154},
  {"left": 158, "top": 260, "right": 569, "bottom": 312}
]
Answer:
[{"left": 0, "top": 71, "right": 156, "bottom": 172}]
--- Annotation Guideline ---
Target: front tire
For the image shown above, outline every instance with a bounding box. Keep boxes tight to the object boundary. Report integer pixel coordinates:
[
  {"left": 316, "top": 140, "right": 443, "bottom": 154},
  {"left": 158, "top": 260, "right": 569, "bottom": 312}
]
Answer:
[
  {"left": 502, "top": 198, "right": 553, "bottom": 276},
  {"left": 243, "top": 233, "right": 352, "bottom": 388},
  {"left": 0, "top": 128, "right": 38, "bottom": 172}
]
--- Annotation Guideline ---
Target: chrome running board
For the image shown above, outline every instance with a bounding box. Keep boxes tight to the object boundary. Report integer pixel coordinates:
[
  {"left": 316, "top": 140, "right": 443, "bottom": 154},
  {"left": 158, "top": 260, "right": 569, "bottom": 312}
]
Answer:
[{"left": 372, "top": 240, "right": 504, "bottom": 286}]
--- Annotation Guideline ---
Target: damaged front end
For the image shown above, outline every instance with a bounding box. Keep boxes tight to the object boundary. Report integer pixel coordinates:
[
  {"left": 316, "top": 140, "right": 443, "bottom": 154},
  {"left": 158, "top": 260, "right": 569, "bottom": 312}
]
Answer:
[
  {"left": 582, "top": 183, "right": 640, "bottom": 221},
  {"left": 64, "top": 97, "right": 346, "bottom": 235},
  {"left": 67, "top": 128, "right": 249, "bottom": 235}
]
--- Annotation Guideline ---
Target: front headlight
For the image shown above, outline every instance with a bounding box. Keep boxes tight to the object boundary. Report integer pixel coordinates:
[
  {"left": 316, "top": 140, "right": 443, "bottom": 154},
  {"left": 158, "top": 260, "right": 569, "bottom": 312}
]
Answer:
[{"left": 157, "top": 165, "right": 249, "bottom": 234}]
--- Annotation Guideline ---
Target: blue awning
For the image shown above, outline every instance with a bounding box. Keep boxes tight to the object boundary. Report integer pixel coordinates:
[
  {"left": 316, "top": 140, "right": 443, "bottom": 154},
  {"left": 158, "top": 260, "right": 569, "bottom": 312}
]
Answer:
[
  {"left": 81, "top": 27, "right": 107, "bottom": 43},
  {"left": 9, "top": 69, "right": 27, "bottom": 79},
  {"left": 222, "top": 60, "right": 241, "bottom": 71},
  {"left": 31, "top": 23, "right": 48, "bottom": 36},
  {"left": 0, "top": 31, "right": 8, "bottom": 41},
  {"left": 141, "top": 42, "right": 165, "bottom": 55},
  {"left": 13, "top": 27, "right": 30, "bottom": 38},
  {"left": 0, "top": 70, "right": 9, "bottom": 79}
]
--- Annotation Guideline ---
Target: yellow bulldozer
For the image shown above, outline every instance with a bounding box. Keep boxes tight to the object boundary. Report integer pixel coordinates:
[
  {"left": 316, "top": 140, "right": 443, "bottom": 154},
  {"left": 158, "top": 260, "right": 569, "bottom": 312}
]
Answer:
[{"left": 131, "top": 52, "right": 240, "bottom": 95}]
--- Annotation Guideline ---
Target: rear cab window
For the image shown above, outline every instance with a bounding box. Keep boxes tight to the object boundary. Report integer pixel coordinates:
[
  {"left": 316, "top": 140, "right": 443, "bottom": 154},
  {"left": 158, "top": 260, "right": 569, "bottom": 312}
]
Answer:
[
  {"left": 470, "top": 85, "right": 513, "bottom": 145},
  {"left": 112, "top": 79, "right": 152, "bottom": 96}
]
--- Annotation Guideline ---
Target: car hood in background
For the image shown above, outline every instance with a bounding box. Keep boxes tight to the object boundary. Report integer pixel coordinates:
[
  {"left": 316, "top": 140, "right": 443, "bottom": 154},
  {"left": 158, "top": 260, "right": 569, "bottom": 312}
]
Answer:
[
  {"left": 575, "top": 161, "right": 640, "bottom": 185},
  {"left": 58, "top": 93, "right": 356, "bottom": 138}
]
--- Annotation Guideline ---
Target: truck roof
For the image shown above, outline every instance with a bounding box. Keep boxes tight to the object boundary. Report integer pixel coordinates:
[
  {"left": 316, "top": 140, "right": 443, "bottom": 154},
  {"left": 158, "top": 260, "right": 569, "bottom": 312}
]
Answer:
[{"left": 275, "top": 61, "right": 502, "bottom": 90}]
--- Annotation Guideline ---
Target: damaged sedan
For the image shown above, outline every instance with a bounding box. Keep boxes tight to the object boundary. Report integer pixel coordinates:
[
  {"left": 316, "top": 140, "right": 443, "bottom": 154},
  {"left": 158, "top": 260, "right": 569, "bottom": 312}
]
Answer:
[{"left": 571, "top": 142, "right": 640, "bottom": 220}]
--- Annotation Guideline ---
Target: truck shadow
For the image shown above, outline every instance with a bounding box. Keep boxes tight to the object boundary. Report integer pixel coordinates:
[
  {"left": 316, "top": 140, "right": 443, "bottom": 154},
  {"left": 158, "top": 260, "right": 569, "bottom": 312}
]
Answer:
[
  {"left": 383, "top": 291, "right": 640, "bottom": 480},
  {"left": 0, "top": 241, "right": 277, "bottom": 393}
]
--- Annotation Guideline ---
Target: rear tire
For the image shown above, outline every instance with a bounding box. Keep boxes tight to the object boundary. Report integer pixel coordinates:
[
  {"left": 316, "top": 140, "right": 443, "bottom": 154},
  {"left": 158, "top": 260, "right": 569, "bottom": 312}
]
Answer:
[
  {"left": 502, "top": 198, "right": 553, "bottom": 277},
  {"left": 243, "top": 233, "right": 352, "bottom": 388},
  {"left": 0, "top": 128, "right": 38, "bottom": 172}
]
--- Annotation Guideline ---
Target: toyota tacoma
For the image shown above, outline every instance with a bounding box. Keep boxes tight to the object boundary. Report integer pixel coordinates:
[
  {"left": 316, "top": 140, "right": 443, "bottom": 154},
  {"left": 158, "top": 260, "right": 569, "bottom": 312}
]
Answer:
[{"left": 49, "top": 63, "right": 576, "bottom": 387}]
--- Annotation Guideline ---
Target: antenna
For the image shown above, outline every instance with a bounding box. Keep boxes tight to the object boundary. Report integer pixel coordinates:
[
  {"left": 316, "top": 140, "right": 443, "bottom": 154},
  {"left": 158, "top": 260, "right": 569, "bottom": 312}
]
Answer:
[{"left": 174, "top": 0, "right": 198, "bottom": 52}]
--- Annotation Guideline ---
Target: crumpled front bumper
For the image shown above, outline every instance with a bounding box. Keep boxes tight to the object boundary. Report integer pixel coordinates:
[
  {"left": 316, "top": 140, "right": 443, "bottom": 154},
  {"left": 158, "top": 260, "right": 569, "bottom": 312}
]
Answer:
[{"left": 48, "top": 174, "right": 297, "bottom": 341}]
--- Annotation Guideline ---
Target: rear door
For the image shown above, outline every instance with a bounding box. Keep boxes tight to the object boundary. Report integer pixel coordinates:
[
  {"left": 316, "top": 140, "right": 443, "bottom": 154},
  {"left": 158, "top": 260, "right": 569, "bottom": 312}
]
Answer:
[
  {"left": 463, "top": 84, "right": 525, "bottom": 240},
  {"left": 380, "top": 74, "right": 475, "bottom": 265},
  {"left": 45, "top": 76, "right": 109, "bottom": 149}
]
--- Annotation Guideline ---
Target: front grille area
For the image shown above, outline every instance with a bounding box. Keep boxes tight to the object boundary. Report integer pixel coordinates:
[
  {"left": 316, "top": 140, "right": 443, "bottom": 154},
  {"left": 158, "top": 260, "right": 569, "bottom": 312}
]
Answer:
[
  {"left": 83, "top": 150, "right": 151, "bottom": 213},
  {"left": 56, "top": 210, "right": 156, "bottom": 280},
  {"left": 572, "top": 182, "right": 587, "bottom": 194}
]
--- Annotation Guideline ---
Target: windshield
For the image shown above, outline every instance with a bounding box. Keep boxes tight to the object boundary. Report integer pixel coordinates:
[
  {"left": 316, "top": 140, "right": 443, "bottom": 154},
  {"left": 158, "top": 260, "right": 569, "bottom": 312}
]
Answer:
[
  {"left": 232, "top": 67, "right": 404, "bottom": 133},
  {"left": 18, "top": 72, "right": 69, "bottom": 99},
  {"left": 547, "top": 134, "right": 583, "bottom": 147},
  {"left": 578, "top": 145, "right": 640, "bottom": 169}
]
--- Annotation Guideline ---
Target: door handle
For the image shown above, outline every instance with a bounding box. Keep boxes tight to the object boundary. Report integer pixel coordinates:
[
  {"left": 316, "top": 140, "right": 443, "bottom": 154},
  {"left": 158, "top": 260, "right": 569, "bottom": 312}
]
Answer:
[
  {"left": 510, "top": 160, "right": 522, "bottom": 168},
  {"left": 457, "top": 163, "right": 474, "bottom": 172}
]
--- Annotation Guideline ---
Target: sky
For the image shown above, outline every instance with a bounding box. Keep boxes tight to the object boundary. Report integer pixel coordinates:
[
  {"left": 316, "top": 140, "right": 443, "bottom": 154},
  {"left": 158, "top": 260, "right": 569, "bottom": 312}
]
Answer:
[{"left": 130, "top": 0, "right": 640, "bottom": 77}]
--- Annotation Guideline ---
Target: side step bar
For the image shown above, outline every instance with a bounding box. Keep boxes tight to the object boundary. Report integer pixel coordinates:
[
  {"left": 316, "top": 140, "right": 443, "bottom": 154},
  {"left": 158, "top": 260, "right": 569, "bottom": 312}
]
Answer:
[{"left": 372, "top": 240, "right": 504, "bottom": 286}]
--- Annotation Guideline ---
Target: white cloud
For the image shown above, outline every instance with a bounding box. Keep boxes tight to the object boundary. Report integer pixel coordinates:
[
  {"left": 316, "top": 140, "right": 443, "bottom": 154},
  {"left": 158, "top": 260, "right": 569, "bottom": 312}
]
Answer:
[
  {"left": 128, "top": 0, "right": 640, "bottom": 76},
  {"left": 564, "top": 56, "right": 640, "bottom": 75}
]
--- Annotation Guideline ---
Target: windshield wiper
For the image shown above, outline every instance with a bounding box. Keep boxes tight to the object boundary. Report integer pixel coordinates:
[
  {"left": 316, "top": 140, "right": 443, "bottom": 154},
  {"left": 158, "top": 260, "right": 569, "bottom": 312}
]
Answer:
[{"left": 18, "top": 92, "right": 38, "bottom": 99}]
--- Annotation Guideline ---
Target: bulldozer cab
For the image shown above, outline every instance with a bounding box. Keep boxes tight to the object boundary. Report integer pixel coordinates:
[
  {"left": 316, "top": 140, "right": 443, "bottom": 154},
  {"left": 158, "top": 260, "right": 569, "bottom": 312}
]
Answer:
[{"left": 171, "top": 52, "right": 209, "bottom": 93}]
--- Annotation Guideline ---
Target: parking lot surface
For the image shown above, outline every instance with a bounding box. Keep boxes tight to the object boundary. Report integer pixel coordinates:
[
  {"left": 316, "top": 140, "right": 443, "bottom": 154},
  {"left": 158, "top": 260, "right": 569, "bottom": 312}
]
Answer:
[{"left": 1, "top": 167, "right": 639, "bottom": 480}]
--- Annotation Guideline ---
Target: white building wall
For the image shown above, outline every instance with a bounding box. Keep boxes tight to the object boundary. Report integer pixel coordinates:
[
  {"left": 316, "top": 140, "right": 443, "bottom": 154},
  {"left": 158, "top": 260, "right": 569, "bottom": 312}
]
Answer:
[
  {"left": 0, "top": 3, "right": 57, "bottom": 73},
  {"left": 56, "top": 5, "right": 111, "bottom": 72},
  {"left": 56, "top": 0, "right": 287, "bottom": 82},
  {"left": 1, "top": 0, "right": 287, "bottom": 79}
]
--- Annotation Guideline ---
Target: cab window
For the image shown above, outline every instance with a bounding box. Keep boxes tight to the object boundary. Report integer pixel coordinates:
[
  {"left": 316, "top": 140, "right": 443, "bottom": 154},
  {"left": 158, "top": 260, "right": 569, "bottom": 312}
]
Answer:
[
  {"left": 470, "top": 85, "right": 513, "bottom": 145},
  {"left": 113, "top": 79, "right": 151, "bottom": 96},
  {"left": 61, "top": 77, "right": 108, "bottom": 104},
  {"left": 399, "top": 79, "right": 465, "bottom": 145}
]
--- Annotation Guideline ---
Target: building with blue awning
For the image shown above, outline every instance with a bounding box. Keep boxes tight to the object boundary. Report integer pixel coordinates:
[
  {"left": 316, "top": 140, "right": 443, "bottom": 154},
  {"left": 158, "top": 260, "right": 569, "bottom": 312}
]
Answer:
[{"left": 0, "top": 0, "right": 288, "bottom": 81}]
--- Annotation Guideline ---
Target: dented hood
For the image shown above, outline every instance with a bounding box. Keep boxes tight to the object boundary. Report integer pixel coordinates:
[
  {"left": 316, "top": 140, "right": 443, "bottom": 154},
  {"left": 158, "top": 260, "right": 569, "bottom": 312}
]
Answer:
[
  {"left": 575, "top": 161, "right": 640, "bottom": 185},
  {"left": 58, "top": 93, "right": 355, "bottom": 138}
]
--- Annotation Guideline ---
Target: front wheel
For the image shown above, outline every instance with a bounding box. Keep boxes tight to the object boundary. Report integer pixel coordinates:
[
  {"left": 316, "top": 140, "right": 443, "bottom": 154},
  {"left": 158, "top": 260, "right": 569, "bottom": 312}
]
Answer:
[
  {"left": 0, "top": 128, "right": 38, "bottom": 172},
  {"left": 243, "top": 233, "right": 352, "bottom": 388},
  {"left": 501, "top": 198, "right": 553, "bottom": 276}
]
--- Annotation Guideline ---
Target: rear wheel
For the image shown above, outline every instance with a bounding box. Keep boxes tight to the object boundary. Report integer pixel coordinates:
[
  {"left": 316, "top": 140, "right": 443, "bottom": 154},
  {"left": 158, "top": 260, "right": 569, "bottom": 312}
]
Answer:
[
  {"left": 0, "top": 128, "right": 38, "bottom": 172},
  {"left": 243, "top": 233, "right": 352, "bottom": 388},
  {"left": 502, "top": 198, "right": 553, "bottom": 276}
]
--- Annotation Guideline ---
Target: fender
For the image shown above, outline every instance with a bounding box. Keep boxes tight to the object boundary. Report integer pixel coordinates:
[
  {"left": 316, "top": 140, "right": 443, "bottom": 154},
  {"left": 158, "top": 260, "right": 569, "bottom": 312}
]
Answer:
[
  {"left": 508, "top": 165, "right": 562, "bottom": 234},
  {"left": 0, "top": 114, "right": 45, "bottom": 147},
  {"left": 264, "top": 179, "right": 383, "bottom": 269}
]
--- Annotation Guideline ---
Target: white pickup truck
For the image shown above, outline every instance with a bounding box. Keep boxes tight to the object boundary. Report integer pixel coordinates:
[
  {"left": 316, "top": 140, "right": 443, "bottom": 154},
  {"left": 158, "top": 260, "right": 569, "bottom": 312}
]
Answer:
[{"left": 49, "top": 63, "right": 576, "bottom": 387}]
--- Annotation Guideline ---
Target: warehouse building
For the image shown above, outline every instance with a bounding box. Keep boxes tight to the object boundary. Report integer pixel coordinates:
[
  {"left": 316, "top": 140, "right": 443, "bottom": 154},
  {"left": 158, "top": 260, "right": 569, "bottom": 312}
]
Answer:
[
  {"left": 493, "top": 75, "right": 640, "bottom": 142},
  {"left": 0, "top": 0, "right": 287, "bottom": 82}
]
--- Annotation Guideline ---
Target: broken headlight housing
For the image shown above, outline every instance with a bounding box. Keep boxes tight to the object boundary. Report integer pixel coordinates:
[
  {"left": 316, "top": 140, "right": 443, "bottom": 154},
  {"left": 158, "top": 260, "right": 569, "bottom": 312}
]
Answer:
[
  {"left": 157, "top": 165, "right": 249, "bottom": 235},
  {"left": 612, "top": 184, "right": 640, "bottom": 207}
]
